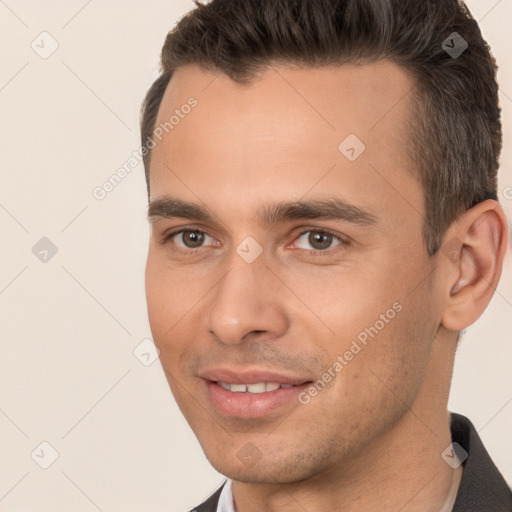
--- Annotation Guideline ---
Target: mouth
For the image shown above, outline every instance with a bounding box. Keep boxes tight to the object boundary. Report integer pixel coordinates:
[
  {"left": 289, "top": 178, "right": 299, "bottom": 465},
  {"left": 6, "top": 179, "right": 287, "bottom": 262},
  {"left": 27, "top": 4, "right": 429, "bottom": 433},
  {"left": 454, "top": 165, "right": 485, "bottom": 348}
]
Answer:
[
  {"left": 215, "top": 381, "right": 307, "bottom": 393},
  {"left": 201, "top": 374, "right": 313, "bottom": 418},
  {"left": 198, "top": 367, "right": 314, "bottom": 418}
]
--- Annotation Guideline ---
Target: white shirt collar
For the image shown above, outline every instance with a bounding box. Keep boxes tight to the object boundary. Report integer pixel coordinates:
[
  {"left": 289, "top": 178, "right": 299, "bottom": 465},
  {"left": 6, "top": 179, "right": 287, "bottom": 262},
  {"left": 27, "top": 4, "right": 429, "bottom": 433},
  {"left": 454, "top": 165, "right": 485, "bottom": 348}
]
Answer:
[{"left": 216, "top": 478, "right": 235, "bottom": 512}]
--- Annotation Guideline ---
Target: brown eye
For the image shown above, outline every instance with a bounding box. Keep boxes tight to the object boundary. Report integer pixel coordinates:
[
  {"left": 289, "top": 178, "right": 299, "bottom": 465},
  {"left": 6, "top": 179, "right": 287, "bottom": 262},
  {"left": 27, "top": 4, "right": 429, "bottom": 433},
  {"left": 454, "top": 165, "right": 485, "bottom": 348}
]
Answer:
[
  {"left": 308, "top": 232, "right": 334, "bottom": 250},
  {"left": 162, "top": 228, "right": 218, "bottom": 252},
  {"left": 294, "top": 230, "right": 342, "bottom": 251},
  {"left": 178, "top": 230, "right": 206, "bottom": 248}
]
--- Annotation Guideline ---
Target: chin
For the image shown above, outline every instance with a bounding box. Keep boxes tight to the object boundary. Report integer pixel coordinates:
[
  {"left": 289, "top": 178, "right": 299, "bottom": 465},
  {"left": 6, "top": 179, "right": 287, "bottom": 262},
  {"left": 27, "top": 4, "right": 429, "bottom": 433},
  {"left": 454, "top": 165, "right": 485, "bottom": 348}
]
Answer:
[{"left": 203, "top": 443, "right": 331, "bottom": 485}]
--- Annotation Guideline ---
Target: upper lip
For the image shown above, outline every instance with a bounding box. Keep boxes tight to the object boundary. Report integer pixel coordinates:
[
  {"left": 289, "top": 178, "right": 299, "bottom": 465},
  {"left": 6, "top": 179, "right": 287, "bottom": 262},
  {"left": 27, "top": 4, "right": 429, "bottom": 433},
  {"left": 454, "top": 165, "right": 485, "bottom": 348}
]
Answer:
[{"left": 199, "top": 367, "right": 311, "bottom": 385}]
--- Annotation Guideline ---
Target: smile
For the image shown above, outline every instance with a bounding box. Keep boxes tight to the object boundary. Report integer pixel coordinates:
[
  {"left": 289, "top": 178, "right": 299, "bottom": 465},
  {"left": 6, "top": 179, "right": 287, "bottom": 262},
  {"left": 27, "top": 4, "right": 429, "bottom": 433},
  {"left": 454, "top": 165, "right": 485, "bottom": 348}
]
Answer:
[{"left": 216, "top": 382, "right": 299, "bottom": 393}]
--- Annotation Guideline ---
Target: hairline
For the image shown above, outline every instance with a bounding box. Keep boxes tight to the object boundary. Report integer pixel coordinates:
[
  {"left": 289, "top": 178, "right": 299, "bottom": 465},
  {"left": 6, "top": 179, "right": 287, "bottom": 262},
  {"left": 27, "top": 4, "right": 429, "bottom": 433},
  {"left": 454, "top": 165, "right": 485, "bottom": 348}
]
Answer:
[{"left": 145, "top": 58, "right": 423, "bottom": 188}]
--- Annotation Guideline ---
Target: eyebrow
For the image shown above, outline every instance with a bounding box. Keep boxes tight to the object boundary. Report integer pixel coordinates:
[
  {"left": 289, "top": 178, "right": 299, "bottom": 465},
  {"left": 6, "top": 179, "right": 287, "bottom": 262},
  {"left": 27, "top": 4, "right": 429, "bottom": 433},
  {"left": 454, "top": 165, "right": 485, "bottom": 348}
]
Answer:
[{"left": 147, "top": 196, "right": 378, "bottom": 227}]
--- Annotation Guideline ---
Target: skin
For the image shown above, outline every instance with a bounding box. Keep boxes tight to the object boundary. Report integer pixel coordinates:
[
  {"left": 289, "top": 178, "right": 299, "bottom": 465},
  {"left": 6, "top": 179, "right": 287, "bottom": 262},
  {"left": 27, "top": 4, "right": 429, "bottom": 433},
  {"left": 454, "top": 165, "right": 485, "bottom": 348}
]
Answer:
[{"left": 145, "top": 61, "right": 508, "bottom": 511}]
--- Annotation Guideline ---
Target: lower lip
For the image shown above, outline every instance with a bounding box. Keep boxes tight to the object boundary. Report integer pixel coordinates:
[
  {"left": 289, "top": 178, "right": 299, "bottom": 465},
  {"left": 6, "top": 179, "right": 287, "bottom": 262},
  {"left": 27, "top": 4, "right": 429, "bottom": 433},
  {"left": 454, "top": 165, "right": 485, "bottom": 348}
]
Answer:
[{"left": 204, "top": 380, "right": 311, "bottom": 419}]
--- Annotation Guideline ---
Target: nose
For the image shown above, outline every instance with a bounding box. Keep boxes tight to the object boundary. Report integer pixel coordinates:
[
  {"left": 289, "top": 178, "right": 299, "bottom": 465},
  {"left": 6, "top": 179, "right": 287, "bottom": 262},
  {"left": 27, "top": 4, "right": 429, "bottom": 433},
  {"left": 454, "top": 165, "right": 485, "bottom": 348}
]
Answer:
[{"left": 205, "top": 255, "right": 289, "bottom": 345}]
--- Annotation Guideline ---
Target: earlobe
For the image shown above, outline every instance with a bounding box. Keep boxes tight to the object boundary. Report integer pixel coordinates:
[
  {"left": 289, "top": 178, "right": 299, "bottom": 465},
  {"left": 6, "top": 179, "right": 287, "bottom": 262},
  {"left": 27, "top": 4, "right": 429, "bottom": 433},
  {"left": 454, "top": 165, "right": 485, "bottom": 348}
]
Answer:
[{"left": 440, "top": 200, "right": 509, "bottom": 332}]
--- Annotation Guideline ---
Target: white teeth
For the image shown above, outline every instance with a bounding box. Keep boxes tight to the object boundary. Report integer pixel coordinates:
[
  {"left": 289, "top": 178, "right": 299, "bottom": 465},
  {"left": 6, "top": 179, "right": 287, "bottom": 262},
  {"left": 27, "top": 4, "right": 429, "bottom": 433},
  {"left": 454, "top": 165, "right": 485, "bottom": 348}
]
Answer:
[
  {"left": 246, "top": 383, "right": 266, "bottom": 393},
  {"left": 217, "top": 382, "right": 291, "bottom": 393},
  {"left": 230, "top": 383, "right": 247, "bottom": 392}
]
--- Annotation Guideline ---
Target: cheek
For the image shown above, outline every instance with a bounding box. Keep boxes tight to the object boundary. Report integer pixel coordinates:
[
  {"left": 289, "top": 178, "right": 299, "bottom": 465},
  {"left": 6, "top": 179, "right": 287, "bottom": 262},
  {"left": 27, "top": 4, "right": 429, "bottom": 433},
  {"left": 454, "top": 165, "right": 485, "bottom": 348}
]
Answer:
[
  {"left": 350, "top": 288, "right": 435, "bottom": 398},
  {"left": 145, "top": 263, "right": 195, "bottom": 410},
  {"left": 145, "top": 254, "right": 191, "bottom": 357},
  {"left": 283, "top": 265, "right": 399, "bottom": 343},
  {"left": 315, "top": 271, "right": 436, "bottom": 413},
  {"left": 145, "top": 263, "right": 171, "bottom": 339},
  {"left": 312, "top": 308, "right": 433, "bottom": 452},
  {"left": 145, "top": 252, "right": 215, "bottom": 383},
  {"left": 145, "top": 251, "right": 199, "bottom": 335}
]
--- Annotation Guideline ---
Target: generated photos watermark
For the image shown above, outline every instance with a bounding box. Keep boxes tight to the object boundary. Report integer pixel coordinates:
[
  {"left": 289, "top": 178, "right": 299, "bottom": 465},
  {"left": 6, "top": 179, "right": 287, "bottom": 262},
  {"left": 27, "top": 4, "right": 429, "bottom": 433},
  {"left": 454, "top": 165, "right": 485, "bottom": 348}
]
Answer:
[
  {"left": 92, "top": 97, "right": 198, "bottom": 201},
  {"left": 298, "top": 301, "right": 403, "bottom": 405}
]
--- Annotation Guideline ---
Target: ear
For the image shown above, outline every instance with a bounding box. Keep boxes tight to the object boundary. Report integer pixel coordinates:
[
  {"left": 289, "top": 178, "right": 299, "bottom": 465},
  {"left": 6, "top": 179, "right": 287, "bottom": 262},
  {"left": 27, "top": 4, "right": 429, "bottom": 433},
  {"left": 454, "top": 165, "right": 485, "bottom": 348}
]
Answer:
[{"left": 439, "top": 199, "right": 509, "bottom": 332}]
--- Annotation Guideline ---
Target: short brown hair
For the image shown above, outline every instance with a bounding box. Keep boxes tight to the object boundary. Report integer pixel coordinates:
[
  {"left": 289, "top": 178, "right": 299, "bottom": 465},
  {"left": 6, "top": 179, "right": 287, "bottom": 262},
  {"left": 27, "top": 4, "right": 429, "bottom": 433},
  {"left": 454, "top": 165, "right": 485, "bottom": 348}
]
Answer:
[{"left": 140, "top": 0, "right": 501, "bottom": 255}]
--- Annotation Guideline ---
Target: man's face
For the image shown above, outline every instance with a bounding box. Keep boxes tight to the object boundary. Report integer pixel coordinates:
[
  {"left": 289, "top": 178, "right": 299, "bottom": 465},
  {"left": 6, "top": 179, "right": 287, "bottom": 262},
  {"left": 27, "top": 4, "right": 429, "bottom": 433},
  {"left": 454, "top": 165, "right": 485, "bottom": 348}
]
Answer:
[{"left": 145, "top": 61, "right": 444, "bottom": 482}]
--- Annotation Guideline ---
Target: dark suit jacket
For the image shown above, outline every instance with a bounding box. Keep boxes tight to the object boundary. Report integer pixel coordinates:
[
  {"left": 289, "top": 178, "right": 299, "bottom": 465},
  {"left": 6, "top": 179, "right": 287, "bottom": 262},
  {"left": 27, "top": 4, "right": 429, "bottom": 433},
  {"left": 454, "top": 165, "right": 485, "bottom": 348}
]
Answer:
[{"left": 191, "top": 413, "right": 512, "bottom": 511}]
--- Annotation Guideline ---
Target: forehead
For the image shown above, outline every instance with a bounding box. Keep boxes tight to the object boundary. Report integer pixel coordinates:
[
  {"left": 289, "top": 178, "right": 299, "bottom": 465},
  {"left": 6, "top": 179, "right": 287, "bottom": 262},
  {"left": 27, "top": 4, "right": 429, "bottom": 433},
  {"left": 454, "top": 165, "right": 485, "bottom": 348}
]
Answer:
[
  {"left": 149, "top": 61, "right": 419, "bottom": 216},
  {"left": 156, "top": 60, "right": 414, "bottom": 137}
]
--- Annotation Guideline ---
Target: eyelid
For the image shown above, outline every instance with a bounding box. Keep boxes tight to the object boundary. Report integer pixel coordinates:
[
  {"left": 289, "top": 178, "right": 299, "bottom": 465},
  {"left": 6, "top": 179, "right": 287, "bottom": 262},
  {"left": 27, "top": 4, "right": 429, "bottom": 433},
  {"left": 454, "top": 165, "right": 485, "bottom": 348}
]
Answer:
[
  {"left": 160, "top": 225, "right": 217, "bottom": 247},
  {"left": 289, "top": 228, "right": 348, "bottom": 252},
  {"left": 159, "top": 225, "right": 350, "bottom": 253}
]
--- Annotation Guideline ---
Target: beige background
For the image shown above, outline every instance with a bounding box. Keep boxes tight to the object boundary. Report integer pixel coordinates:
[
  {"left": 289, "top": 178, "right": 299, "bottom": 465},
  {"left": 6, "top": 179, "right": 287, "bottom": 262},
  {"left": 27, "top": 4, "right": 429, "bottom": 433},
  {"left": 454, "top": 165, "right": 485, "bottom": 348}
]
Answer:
[{"left": 0, "top": 1, "right": 511, "bottom": 511}]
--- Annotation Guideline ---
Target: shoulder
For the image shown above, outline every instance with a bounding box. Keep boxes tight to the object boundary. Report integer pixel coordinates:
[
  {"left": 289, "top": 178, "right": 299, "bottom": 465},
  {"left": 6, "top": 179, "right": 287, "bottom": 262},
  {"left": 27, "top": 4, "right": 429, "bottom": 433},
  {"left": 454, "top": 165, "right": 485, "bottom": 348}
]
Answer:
[
  {"left": 450, "top": 412, "right": 512, "bottom": 511},
  {"left": 190, "top": 481, "right": 226, "bottom": 512}
]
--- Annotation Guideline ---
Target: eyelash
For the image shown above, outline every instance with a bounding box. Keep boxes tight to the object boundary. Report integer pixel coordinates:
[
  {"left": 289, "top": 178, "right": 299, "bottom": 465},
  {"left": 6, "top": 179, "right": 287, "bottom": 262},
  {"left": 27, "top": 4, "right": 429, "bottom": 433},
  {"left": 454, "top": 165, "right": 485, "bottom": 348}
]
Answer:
[{"left": 160, "top": 226, "right": 348, "bottom": 256}]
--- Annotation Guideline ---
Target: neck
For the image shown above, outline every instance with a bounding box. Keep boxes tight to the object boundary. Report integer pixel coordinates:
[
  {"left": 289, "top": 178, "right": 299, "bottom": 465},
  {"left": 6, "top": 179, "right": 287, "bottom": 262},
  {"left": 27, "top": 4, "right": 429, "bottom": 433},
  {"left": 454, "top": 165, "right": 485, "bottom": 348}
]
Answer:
[
  {"left": 232, "top": 413, "right": 459, "bottom": 511},
  {"left": 231, "top": 333, "right": 462, "bottom": 512}
]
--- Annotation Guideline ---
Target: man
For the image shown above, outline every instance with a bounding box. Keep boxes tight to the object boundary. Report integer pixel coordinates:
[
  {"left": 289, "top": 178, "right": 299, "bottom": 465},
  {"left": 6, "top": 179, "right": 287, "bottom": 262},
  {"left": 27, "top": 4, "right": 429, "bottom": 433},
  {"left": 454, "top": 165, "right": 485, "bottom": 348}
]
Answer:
[{"left": 141, "top": 0, "right": 511, "bottom": 510}]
